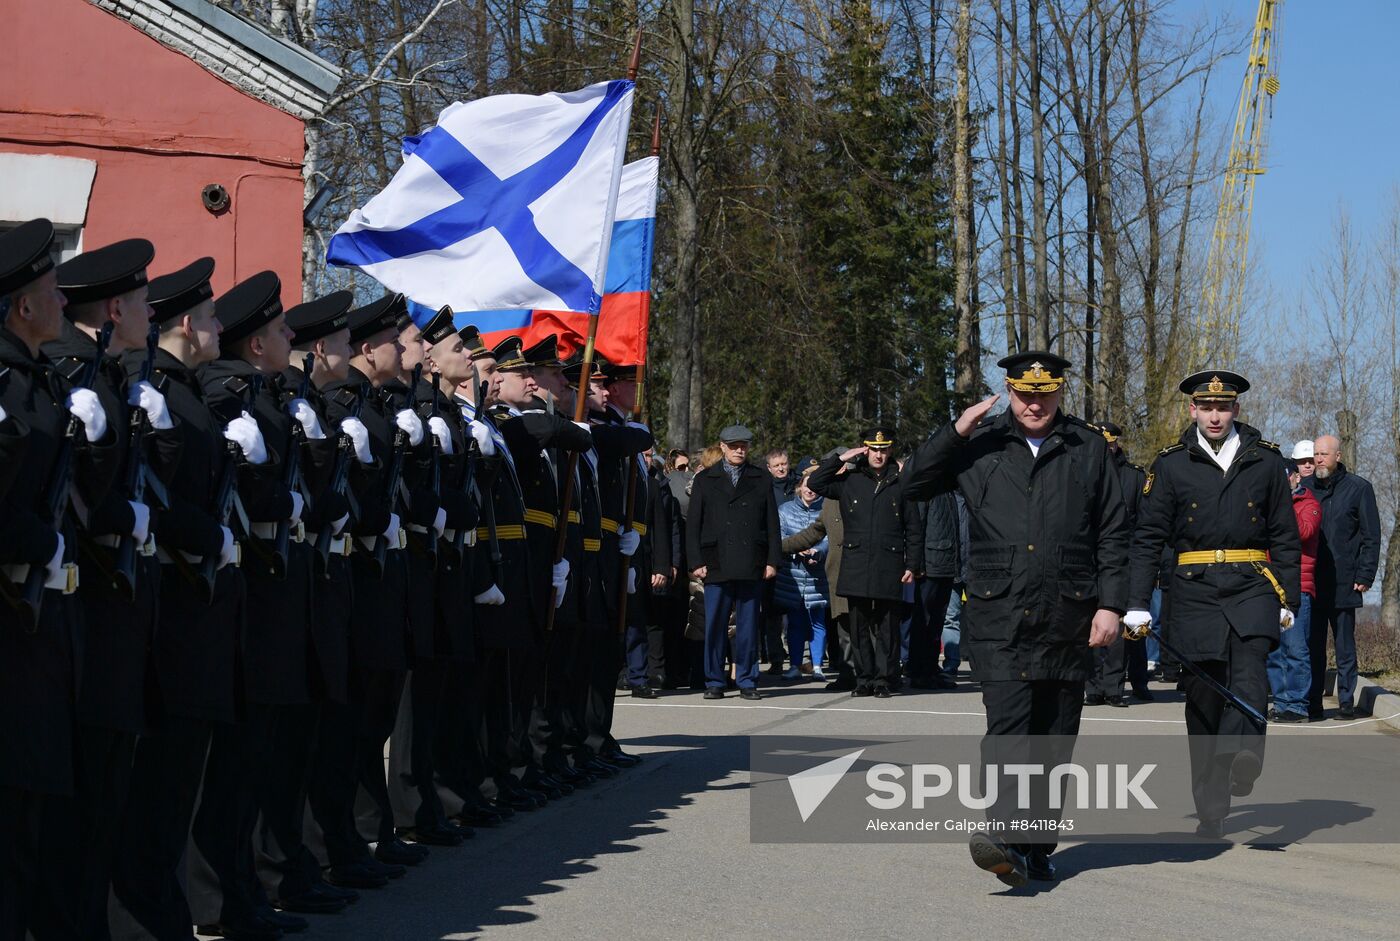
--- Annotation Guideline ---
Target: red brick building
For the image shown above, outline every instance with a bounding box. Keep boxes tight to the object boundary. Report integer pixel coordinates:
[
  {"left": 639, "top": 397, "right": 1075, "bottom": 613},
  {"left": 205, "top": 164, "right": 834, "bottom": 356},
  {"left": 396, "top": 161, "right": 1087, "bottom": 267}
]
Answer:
[{"left": 0, "top": 0, "right": 338, "bottom": 297}]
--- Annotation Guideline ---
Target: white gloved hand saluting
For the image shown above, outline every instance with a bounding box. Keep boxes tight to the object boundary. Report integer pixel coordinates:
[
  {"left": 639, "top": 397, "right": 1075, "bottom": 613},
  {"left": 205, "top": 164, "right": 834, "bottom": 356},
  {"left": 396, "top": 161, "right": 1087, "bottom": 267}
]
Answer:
[
  {"left": 224, "top": 412, "right": 267, "bottom": 464},
  {"left": 288, "top": 398, "right": 326, "bottom": 439},
  {"left": 394, "top": 409, "right": 424, "bottom": 446},
  {"left": 618, "top": 528, "right": 640, "bottom": 557},
  {"left": 339, "top": 417, "right": 371, "bottom": 464},
  {"left": 475, "top": 584, "right": 505, "bottom": 606},
  {"left": 127, "top": 380, "right": 174, "bottom": 430},
  {"left": 1280, "top": 608, "right": 1296, "bottom": 629},
  {"left": 66, "top": 387, "right": 107, "bottom": 442},
  {"left": 427, "top": 416, "right": 454, "bottom": 455},
  {"left": 468, "top": 419, "right": 495, "bottom": 456}
]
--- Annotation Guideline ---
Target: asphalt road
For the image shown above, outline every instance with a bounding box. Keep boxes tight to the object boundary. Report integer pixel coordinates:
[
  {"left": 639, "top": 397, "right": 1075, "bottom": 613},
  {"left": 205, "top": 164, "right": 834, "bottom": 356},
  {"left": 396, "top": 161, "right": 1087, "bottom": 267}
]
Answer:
[{"left": 220, "top": 676, "right": 1400, "bottom": 940}]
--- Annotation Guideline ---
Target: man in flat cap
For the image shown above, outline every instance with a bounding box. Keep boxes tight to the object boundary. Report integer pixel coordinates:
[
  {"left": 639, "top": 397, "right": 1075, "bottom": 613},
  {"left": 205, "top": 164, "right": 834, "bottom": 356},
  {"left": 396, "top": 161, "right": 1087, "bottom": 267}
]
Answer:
[
  {"left": 0, "top": 219, "right": 118, "bottom": 938},
  {"left": 687, "top": 423, "right": 781, "bottom": 701},
  {"left": 904, "top": 350, "right": 1129, "bottom": 886},
  {"left": 45, "top": 237, "right": 181, "bottom": 939},
  {"left": 1126, "top": 370, "right": 1301, "bottom": 838},
  {"left": 809, "top": 426, "right": 921, "bottom": 697}
]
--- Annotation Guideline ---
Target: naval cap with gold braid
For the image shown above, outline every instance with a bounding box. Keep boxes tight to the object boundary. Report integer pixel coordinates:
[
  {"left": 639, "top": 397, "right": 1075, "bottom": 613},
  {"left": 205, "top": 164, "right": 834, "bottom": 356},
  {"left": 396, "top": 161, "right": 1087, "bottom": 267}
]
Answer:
[
  {"left": 1179, "top": 369, "right": 1249, "bottom": 401},
  {"left": 862, "top": 426, "right": 896, "bottom": 450},
  {"left": 997, "top": 350, "right": 1070, "bottom": 393}
]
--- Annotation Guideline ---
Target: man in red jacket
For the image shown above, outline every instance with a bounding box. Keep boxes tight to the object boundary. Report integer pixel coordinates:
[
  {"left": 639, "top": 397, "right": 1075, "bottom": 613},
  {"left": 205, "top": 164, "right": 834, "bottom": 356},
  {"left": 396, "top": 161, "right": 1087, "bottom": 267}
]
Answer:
[{"left": 1268, "top": 459, "right": 1320, "bottom": 722}]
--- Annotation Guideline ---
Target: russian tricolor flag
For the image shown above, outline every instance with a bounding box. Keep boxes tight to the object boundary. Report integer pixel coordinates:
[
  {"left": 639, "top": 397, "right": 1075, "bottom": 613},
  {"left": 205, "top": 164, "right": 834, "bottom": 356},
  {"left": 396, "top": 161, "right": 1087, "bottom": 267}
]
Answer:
[{"left": 426, "top": 155, "right": 658, "bottom": 365}]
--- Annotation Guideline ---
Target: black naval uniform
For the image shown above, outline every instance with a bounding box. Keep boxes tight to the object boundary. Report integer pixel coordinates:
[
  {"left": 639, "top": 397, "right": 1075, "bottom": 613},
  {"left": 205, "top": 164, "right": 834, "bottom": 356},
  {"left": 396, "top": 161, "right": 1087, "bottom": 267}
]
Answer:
[
  {"left": 111, "top": 256, "right": 247, "bottom": 940},
  {"left": 808, "top": 445, "right": 922, "bottom": 693},
  {"left": 44, "top": 311, "right": 181, "bottom": 941},
  {"left": 0, "top": 319, "right": 118, "bottom": 938},
  {"left": 1129, "top": 419, "right": 1301, "bottom": 825},
  {"left": 904, "top": 405, "right": 1129, "bottom": 857}
]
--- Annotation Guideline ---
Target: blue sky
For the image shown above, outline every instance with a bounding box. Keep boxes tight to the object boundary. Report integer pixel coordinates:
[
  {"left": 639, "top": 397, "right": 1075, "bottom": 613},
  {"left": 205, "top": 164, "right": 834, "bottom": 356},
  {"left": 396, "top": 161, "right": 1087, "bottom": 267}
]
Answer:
[{"left": 1186, "top": 0, "right": 1400, "bottom": 310}]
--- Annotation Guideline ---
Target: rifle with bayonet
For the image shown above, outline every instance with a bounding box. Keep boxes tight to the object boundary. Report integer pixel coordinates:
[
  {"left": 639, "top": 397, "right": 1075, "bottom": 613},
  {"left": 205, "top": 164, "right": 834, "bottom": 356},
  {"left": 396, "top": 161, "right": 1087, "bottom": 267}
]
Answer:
[
  {"left": 196, "top": 374, "right": 262, "bottom": 603},
  {"left": 270, "top": 353, "right": 314, "bottom": 577},
  {"left": 422, "top": 368, "right": 442, "bottom": 570},
  {"left": 314, "top": 380, "right": 367, "bottom": 572},
  {"left": 371, "top": 363, "right": 420, "bottom": 578},
  {"left": 112, "top": 324, "right": 161, "bottom": 600},
  {"left": 12, "top": 323, "right": 113, "bottom": 630}
]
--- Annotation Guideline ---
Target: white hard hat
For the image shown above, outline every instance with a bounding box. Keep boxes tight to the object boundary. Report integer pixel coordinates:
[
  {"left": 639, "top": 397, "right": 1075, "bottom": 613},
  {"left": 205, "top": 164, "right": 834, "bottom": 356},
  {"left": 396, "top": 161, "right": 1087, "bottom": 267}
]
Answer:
[{"left": 1291, "top": 440, "right": 1315, "bottom": 460}]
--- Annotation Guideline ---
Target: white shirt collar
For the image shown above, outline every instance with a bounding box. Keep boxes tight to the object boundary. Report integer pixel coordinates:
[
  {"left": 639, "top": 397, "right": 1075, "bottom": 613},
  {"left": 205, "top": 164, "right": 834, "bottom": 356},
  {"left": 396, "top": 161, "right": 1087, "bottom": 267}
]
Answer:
[{"left": 1196, "top": 426, "right": 1240, "bottom": 472}]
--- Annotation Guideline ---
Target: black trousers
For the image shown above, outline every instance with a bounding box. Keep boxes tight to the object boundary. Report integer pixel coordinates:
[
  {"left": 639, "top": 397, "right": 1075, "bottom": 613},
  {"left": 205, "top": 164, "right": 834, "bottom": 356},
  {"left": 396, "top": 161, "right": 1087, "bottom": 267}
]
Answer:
[
  {"left": 111, "top": 716, "right": 213, "bottom": 941},
  {"left": 1086, "top": 632, "right": 1126, "bottom": 698},
  {"left": 191, "top": 720, "right": 265, "bottom": 925},
  {"left": 392, "top": 659, "right": 453, "bottom": 831},
  {"left": 353, "top": 666, "right": 406, "bottom": 843},
  {"left": 530, "top": 625, "right": 579, "bottom": 770},
  {"left": 1125, "top": 637, "right": 1150, "bottom": 691},
  {"left": 1182, "top": 631, "right": 1270, "bottom": 823},
  {"left": 40, "top": 724, "right": 137, "bottom": 941},
  {"left": 1, "top": 786, "right": 69, "bottom": 941},
  {"left": 980, "top": 679, "right": 1085, "bottom": 855},
  {"left": 249, "top": 702, "right": 320, "bottom": 899},
  {"left": 907, "top": 578, "right": 952, "bottom": 679},
  {"left": 847, "top": 597, "right": 902, "bottom": 688},
  {"left": 435, "top": 658, "right": 488, "bottom": 804},
  {"left": 307, "top": 699, "right": 367, "bottom": 868},
  {"left": 827, "top": 611, "right": 855, "bottom": 683},
  {"left": 582, "top": 626, "right": 622, "bottom": 756}
]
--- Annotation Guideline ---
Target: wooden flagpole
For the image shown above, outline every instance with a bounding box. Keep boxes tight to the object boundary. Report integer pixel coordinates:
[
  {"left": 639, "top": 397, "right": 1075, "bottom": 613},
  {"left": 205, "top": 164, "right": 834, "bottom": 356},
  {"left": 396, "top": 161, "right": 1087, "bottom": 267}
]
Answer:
[{"left": 545, "top": 29, "right": 645, "bottom": 632}]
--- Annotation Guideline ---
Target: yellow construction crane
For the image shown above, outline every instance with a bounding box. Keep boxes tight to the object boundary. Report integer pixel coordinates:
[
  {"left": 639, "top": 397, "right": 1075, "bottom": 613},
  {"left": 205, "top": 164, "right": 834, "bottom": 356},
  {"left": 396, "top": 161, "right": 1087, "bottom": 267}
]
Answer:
[{"left": 1197, "top": 0, "right": 1283, "bottom": 362}]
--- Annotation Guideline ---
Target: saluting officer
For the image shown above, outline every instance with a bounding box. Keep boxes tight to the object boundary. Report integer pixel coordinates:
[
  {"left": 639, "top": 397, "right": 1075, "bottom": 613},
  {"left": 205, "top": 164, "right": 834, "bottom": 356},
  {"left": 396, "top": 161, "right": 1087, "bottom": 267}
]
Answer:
[
  {"left": 48, "top": 238, "right": 180, "bottom": 941},
  {"left": 808, "top": 426, "right": 922, "bottom": 698},
  {"left": 903, "top": 351, "right": 1129, "bottom": 887},
  {"left": 0, "top": 219, "right": 117, "bottom": 938},
  {"left": 1126, "top": 371, "right": 1301, "bottom": 838},
  {"left": 109, "top": 257, "right": 246, "bottom": 939}
]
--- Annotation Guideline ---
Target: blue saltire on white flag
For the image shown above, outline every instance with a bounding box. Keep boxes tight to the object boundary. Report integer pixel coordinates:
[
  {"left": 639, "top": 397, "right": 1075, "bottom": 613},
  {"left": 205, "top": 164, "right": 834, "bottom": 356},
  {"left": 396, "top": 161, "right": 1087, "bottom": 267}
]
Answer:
[{"left": 327, "top": 80, "right": 635, "bottom": 315}]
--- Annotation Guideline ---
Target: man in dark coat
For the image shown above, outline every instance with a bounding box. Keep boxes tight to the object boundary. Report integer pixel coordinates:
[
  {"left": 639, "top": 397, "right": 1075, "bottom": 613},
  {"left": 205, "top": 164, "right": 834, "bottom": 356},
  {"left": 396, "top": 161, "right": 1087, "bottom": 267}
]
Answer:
[
  {"left": 908, "top": 490, "right": 962, "bottom": 689},
  {"left": 686, "top": 424, "right": 781, "bottom": 700},
  {"left": 0, "top": 219, "right": 119, "bottom": 938},
  {"left": 808, "top": 427, "right": 921, "bottom": 696},
  {"left": 1303, "top": 434, "right": 1380, "bottom": 719},
  {"left": 1085, "top": 421, "right": 1148, "bottom": 706},
  {"left": 904, "top": 351, "right": 1128, "bottom": 886},
  {"left": 1126, "top": 370, "right": 1301, "bottom": 837}
]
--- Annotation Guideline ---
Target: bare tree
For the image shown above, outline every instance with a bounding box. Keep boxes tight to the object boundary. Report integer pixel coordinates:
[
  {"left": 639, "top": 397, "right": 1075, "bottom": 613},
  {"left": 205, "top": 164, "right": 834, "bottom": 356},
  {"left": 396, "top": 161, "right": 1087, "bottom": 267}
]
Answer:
[{"left": 952, "top": 0, "right": 980, "bottom": 399}]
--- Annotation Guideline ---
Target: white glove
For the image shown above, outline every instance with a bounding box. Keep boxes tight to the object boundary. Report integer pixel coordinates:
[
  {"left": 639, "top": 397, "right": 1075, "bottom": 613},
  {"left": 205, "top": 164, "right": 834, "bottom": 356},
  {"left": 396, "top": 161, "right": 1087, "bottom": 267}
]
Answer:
[
  {"left": 382, "top": 512, "right": 401, "bottom": 545},
  {"left": 339, "top": 417, "right": 371, "bottom": 464},
  {"left": 1123, "top": 609, "right": 1152, "bottom": 639},
  {"left": 129, "top": 501, "right": 151, "bottom": 543},
  {"left": 288, "top": 492, "right": 304, "bottom": 525},
  {"left": 618, "top": 528, "right": 640, "bottom": 556},
  {"left": 217, "top": 526, "right": 237, "bottom": 569},
  {"left": 475, "top": 584, "right": 506, "bottom": 606},
  {"left": 127, "top": 380, "right": 174, "bottom": 430},
  {"left": 428, "top": 416, "right": 454, "bottom": 455},
  {"left": 224, "top": 412, "right": 267, "bottom": 464},
  {"left": 573, "top": 420, "right": 591, "bottom": 433},
  {"left": 0, "top": 403, "right": 7, "bottom": 423},
  {"left": 627, "top": 567, "right": 637, "bottom": 595},
  {"left": 468, "top": 419, "right": 495, "bottom": 456},
  {"left": 332, "top": 512, "right": 349, "bottom": 536},
  {"left": 1280, "top": 608, "right": 1296, "bottom": 629},
  {"left": 66, "top": 387, "right": 107, "bottom": 442},
  {"left": 551, "top": 558, "right": 570, "bottom": 604},
  {"left": 288, "top": 398, "right": 326, "bottom": 439},
  {"left": 432, "top": 507, "right": 447, "bottom": 539},
  {"left": 44, "top": 533, "right": 66, "bottom": 584},
  {"left": 394, "top": 409, "right": 424, "bottom": 446}
]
